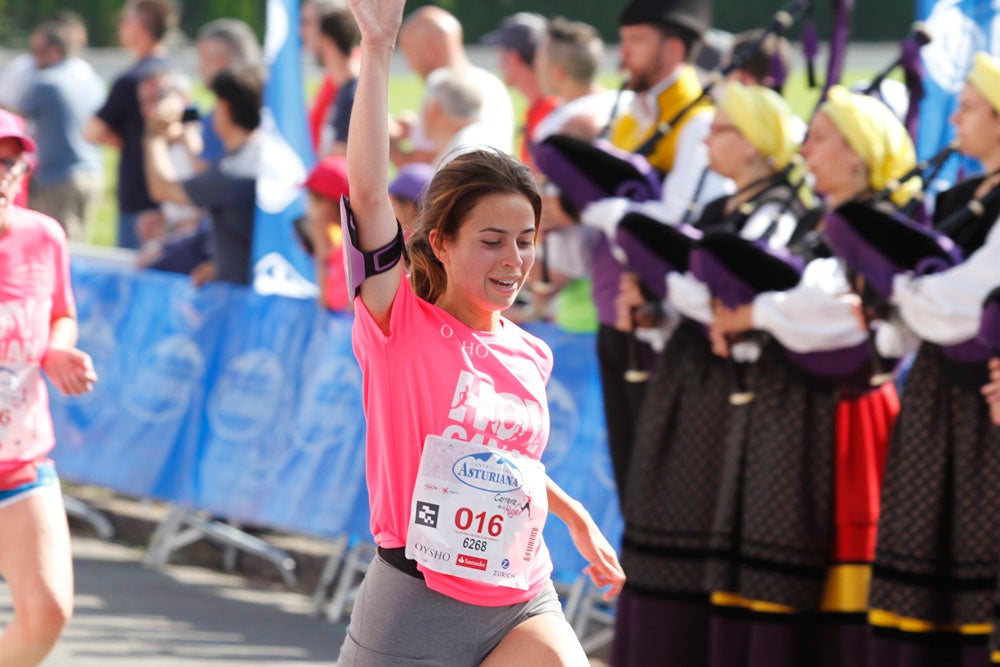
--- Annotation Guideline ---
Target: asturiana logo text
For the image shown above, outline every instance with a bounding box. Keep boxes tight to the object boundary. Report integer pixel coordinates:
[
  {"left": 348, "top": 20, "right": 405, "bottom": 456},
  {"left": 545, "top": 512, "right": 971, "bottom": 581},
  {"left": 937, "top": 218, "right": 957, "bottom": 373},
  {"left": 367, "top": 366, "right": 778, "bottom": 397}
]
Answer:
[{"left": 452, "top": 452, "right": 523, "bottom": 493}]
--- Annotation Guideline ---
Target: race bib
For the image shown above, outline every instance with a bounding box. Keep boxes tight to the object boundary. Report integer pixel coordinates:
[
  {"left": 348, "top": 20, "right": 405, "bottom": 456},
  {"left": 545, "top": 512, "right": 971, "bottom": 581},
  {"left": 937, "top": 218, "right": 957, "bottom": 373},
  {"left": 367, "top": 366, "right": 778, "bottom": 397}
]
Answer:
[
  {"left": 0, "top": 363, "right": 39, "bottom": 452},
  {"left": 405, "top": 435, "right": 548, "bottom": 589}
]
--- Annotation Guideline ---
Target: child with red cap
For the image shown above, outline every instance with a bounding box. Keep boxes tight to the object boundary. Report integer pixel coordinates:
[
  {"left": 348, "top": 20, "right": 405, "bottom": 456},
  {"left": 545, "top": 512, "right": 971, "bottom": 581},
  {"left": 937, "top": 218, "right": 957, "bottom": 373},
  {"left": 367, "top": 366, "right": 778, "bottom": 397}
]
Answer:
[{"left": 303, "top": 155, "right": 352, "bottom": 310}]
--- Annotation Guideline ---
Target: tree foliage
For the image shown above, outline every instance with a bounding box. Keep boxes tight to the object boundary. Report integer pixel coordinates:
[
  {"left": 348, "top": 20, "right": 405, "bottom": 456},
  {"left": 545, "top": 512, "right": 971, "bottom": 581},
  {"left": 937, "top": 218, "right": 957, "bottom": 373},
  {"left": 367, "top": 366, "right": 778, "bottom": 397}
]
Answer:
[
  {"left": 0, "top": 0, "right": 265, "bottom": 47},
  {"left": 0, "top": 0, "right": 911, "bottom": 47}
]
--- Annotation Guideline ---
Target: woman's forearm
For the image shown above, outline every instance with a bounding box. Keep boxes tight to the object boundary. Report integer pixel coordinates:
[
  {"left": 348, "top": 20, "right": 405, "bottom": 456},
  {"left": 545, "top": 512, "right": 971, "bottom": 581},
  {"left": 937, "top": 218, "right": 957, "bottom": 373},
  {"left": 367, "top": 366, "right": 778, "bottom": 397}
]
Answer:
[{"left": 347, "top": 42, "right": 396, "bottom": 249}]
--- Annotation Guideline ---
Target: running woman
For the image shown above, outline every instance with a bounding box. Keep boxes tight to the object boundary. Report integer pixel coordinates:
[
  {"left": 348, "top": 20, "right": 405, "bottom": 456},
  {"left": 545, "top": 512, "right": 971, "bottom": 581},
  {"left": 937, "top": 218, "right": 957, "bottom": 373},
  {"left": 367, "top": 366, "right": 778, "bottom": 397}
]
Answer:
[
  {"left": 0, "top": 108, "right": 97, "bottom": 666},
  {"left": 335, "top": 1, "right": 625, "bottom": 665}
]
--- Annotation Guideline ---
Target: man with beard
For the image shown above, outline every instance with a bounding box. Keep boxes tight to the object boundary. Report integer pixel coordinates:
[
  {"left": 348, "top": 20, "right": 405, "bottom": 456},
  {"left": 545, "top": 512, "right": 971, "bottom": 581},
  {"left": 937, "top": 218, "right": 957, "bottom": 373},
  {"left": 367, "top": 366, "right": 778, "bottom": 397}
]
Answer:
[
  {"left": 581, "top": 0, "right": 730, "bottom": 507},
  {"left": 611, "top": 0, "right": 728, "bottom": 221}
]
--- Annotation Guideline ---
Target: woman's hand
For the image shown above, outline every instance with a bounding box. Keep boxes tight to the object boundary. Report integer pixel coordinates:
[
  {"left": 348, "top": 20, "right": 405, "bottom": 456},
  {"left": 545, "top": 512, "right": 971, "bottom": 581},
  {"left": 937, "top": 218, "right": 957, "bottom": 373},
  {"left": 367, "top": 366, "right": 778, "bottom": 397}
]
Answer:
[
  {"left": 711, "top": 301, "right": 754, "bottom": 336},
  {"left": 42, "top": 347, "right": 97, "bottom": 396},
  {"left": 567, "top": 513, "right": 626, "bottom": 601},
  {"left": 614, "top": 272, "right": 644, "bottom": 333},
  {"left": 348, "top": 0, "right": 406, "bottom": 49},
  {"left": 709, "top": 301, "right": 753, "bottom": 357},
  {"left": 546, "top": 478, "right": 625, "bottom": 600}
]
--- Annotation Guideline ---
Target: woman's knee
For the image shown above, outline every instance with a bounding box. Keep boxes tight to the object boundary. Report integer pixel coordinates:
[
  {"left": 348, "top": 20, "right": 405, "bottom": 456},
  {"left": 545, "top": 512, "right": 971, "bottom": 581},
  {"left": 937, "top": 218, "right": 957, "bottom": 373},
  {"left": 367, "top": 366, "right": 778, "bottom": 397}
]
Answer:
[
  {"left": 19, "top": 588, "right": 73, "bottom": 642},
  {"left": 482, "top": 613, "right": 587, "bottom": 667}
]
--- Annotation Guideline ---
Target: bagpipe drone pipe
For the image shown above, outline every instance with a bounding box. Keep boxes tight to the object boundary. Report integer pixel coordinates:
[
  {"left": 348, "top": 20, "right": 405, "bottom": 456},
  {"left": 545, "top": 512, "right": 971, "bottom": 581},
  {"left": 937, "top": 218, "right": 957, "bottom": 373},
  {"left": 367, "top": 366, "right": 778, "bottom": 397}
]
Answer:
[
  {"left": 868, "top": 141, "right": 957, "bottom": 222},
  {"left": 854, "top": 21, "right": 932, "bottom": 138}
]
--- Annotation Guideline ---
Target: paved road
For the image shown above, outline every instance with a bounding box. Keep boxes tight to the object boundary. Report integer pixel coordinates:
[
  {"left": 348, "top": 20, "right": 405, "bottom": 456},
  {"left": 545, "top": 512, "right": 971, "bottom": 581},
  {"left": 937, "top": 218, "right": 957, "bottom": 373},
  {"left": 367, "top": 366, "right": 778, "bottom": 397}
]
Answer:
[{"left": 0, "top": 536, "right": 346, "bottom": 666}]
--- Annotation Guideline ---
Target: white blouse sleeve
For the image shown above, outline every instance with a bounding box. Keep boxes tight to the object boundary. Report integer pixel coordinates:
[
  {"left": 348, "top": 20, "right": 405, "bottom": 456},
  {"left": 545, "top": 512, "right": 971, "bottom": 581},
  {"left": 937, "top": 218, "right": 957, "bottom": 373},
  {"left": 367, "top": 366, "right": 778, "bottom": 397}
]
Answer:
[
  {"left": 751, "top": 257, "right": 869, "bottom": 352},
  {"left": 892, "top": 220, "right": 1000, "bottom": 344},
  {"left": 667, "top": 271, "right": 713, "bottom": 324}
]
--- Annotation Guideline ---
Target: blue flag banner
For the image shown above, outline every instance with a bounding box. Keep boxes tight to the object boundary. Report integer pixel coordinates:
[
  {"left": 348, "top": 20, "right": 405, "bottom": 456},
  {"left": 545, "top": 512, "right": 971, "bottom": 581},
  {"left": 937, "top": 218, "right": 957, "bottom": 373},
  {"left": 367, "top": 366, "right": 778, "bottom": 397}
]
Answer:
[
  {"left": 252, "top": 0, "right": 318, "bottom": 298},
  {"left": 916, "top": 0, "right": 999, "bottom": 189},
  {"left": 51, "top": 263, "right": 621, "bottom": 580}
]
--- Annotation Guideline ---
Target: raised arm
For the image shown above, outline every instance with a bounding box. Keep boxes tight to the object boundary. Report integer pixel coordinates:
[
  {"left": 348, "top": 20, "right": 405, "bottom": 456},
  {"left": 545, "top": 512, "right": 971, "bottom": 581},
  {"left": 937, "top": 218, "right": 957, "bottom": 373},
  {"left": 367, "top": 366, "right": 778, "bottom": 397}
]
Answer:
[{"left": 347, "top": 0, "right": 407, "bottom": 324}]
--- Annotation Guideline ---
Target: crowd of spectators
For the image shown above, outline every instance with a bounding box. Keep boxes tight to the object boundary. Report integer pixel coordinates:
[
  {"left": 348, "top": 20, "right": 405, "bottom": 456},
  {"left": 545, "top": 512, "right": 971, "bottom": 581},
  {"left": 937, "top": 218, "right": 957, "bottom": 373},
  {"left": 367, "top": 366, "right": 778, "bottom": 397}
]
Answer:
[{"left": 0, "top": 0, "right": 605, "bottom": 323}]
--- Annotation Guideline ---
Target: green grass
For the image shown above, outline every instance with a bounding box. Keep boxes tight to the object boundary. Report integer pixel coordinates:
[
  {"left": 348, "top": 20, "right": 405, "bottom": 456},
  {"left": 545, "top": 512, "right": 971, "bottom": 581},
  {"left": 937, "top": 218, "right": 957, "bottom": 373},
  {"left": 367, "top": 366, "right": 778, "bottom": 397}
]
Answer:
[{"left": 88, "top": 69, "right": 875, "bottom": 247}]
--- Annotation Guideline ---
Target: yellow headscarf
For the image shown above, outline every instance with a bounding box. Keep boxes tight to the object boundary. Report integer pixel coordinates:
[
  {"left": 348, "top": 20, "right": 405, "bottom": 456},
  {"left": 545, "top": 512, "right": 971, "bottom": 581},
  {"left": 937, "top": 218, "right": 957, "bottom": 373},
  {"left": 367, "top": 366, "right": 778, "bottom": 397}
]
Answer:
[
  {"left": 717, "top": 81, "right": 814, "bottom": 207},
  {"left": 819, "top": 85, "right": 918, "bottom": 208},
  {"left": 718, "top": 81, "right": 799, "bottom": 170},
  {"left": 967, "top": 51, "right": 1000, "bottom": 115}
]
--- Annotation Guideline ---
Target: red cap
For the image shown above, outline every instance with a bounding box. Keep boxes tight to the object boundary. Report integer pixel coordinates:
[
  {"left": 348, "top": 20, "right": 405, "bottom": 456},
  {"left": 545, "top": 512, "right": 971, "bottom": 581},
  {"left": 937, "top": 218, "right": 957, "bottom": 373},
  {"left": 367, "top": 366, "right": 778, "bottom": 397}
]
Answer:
[
  {"left": 304, "top": 156, "right": 350, "bottom": 201},
  {"left": 0, "top": 109, "right": 37, "bottom": 154}
]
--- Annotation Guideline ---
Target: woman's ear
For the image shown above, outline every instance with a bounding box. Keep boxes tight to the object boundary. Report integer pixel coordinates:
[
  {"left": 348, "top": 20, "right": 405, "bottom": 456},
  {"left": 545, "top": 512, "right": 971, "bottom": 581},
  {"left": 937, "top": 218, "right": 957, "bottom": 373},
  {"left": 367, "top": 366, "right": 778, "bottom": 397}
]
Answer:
[
  {"left": 429, "top": 228, "right": 447, "bottom": 264},
  {"left": 849, "top": 153, "right": 869, "bottom": 183}
]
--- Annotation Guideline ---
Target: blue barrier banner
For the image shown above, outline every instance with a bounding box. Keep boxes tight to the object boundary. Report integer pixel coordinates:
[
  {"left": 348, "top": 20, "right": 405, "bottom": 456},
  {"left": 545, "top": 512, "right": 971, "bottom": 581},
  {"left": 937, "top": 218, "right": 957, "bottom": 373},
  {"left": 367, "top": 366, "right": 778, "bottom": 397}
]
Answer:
[
  {"left": 252, "top": 0, "right": 318, "bottom": 298},
  {"left": 52, "top": 264, "right": 621, "bottom": 580},
  {"left": 916, "top": 0, "right": 998, "bottom": 188},
  {"left": 51, "top": 269, "right": 227, "bottom": 499}
]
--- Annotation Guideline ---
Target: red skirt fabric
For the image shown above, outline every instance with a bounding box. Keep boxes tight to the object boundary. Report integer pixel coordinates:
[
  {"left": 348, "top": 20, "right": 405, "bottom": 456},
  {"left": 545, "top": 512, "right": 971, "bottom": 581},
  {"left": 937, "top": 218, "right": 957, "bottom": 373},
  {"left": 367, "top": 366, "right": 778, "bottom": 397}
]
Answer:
[{"left": 832, "top": 383, "right": 899, "bottom": 564}]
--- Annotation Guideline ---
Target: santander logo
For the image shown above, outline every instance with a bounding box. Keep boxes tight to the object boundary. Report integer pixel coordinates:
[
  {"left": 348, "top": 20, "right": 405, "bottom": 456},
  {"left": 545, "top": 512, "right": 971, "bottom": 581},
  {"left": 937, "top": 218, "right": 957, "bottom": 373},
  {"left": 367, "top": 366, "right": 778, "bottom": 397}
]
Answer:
[{"left": 456, "top": 554, "right": 488, "bottom": 571}]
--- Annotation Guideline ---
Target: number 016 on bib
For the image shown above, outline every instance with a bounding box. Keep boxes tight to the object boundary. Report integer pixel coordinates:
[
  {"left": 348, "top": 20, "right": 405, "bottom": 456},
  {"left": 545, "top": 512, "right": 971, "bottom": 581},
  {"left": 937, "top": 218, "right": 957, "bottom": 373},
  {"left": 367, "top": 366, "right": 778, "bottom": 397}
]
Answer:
[{"left": 406, "top": 435, "right": 548, "bottom": 589}]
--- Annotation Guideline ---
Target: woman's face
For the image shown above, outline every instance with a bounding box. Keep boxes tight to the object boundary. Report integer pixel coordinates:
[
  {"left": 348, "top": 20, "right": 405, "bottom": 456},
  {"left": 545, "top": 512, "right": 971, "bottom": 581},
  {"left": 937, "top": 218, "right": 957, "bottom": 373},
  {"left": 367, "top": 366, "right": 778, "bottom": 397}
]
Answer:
[
  {"left": 0, "top": 137, "right": 26, "bottom": 231},
  {"left": 432, "top": 192, "right": 537, "bottom": 327},
  {"left": 802, "top": 111, "right": 867, "bottom": 200},
  {"left": 951, "top": 83, "right": 1000, "bottom": 161},
  {"left": 705, "top": 109, "right": 760, "bottom": 180}
]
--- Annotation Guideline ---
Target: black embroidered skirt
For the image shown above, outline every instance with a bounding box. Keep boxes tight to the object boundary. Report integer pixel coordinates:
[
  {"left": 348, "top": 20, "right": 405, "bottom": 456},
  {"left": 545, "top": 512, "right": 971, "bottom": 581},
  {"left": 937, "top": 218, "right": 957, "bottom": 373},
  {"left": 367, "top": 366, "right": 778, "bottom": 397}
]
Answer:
[
  {"left": 620, "top": 320, "right": 736, "bottom": 596},
  {"left": 706, "top": 339, "right": 840, "bottom": 610},
  {"left": 869, "top": 344, "right": 1000, "bottom": 630}
]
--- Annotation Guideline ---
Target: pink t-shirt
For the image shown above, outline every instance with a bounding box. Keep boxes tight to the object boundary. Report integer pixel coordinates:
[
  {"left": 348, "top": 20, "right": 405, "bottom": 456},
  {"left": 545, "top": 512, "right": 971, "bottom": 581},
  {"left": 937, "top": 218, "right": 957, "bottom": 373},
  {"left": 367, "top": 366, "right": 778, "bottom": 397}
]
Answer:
[
  {"left": 352, "top": 275, "right": 555, "bottom": 606},
  {"left": 0, "top": 207, "right": 74, "bottom": 473}
]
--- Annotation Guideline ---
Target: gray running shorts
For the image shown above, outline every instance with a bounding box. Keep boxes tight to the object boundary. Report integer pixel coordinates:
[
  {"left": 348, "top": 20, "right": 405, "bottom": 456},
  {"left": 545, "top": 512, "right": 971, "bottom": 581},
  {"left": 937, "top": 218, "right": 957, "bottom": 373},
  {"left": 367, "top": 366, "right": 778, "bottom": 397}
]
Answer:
[{"left": 337, "top": 553, "right": 566, "bottom": 666}]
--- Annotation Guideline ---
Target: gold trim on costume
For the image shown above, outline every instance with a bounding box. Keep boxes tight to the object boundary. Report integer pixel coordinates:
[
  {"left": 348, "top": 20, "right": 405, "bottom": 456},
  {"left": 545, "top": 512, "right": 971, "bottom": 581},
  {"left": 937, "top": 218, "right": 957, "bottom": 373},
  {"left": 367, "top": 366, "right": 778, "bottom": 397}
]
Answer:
[
  {"left": 868, "top": 608, "right": 991, "bottom": 635},
  {"left": 711, "top": 591, "right": 795, "bottom": 614},
  {"left": 820, "top": 564, "right": 871, "bottom": 613}
]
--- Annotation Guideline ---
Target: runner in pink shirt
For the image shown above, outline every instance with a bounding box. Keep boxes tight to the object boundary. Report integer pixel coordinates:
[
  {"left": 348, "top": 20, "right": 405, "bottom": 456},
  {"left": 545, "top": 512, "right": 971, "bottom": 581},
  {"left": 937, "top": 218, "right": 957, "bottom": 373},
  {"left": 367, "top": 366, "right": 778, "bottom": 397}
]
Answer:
[
  {"left": 337, "top": 0, "right": 624, "bottom": 664},
  {"left": 0, "top": 109, "right": 97, "bottom": 666}
]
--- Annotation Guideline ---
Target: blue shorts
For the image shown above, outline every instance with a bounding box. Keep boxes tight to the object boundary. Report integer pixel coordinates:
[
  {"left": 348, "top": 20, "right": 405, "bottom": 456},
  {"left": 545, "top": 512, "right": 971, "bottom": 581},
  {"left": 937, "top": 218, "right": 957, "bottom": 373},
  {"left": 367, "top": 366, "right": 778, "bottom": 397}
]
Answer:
[{"left": 0, "top": 461, "right": 59, "bottom": 510}]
